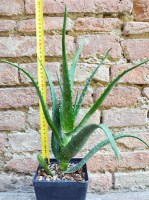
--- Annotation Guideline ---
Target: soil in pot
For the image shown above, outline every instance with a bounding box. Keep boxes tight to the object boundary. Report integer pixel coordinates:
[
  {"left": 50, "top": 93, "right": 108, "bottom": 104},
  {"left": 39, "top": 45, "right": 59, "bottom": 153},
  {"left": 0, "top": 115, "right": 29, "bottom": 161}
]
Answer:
[{"left": 37, "top": 163, "right": 85, "bottom": 182}]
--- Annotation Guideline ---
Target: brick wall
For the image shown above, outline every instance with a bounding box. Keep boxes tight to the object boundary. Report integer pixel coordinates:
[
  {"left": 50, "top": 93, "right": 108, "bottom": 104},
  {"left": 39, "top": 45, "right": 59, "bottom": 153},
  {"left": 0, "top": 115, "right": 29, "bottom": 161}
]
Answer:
[{"left": 0, "top": 0, "right": 149, "bottom": 193}]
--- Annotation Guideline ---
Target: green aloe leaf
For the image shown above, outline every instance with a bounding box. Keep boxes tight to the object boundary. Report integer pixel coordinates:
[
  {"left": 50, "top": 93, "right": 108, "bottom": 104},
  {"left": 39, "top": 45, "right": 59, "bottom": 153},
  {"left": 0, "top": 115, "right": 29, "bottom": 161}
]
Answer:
[
  {"left": 59, "top": 123, "right": 119, "bottom": 163},
  {"left": 73, "top": 91, "right": 79, "bottom": 111},
  {"left": 66, "top": 134, "right": 149, "bottom": 173},
  {"left": 99, "top": 124, "right": 119, "bottom": 159},
  {"left": 69, "top": 40, "right": 85, "bottom": 88},
  {"left": 68, "top": 59, "right": 149, "bottom": 136},
  {"left": 38, "top": 59, "right": 60, "bottom": 128},
  {"left": 37, "top": 154, "right": 53, "bottom": 176},
  {"left": 38, "top": 58, "right": 62, "bottom": 159},
  {"left": 2, "top": 60, "right": 63, "bottom": 147},
  {"left": 56, "top": 71, "right": 63, "bottom": 94},
  {"left": 61, "top": 6, "right": 74, "bottom": 132},
  {"left": 59, "top": 124, "right": 98, "bottom": 162},
  {"left": 74, "top": 49, "right": 111, "bottom": 121}
]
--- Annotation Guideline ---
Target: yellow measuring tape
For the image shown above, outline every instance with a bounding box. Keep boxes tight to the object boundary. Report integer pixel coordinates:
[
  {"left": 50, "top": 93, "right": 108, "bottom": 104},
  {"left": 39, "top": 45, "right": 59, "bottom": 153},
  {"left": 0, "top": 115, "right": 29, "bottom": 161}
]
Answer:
[{"left": 35, "top": 0, "right": 50, "bottom": 162}]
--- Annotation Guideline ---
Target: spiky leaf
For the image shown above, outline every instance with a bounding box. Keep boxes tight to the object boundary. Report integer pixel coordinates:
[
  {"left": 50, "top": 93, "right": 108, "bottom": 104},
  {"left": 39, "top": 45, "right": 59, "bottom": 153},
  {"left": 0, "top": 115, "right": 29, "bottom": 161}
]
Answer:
[
  {"left": 66, "top": 134, "right": 149, "bottom": 173},
  {"left": 74, "top": 49, "right": 111, "bottom": 121},
  {"left": 2, "top": 60, "right": 63, "bottom": 147},
  {"left": 68, "top": 59, "right": 149, "bottom": 136},
  {"left": 59, "top": 124, "right": 119, "bottom": 162},
  {"left": 61, "top": 6, "right": 74, "bottom": 132},
  {"left": 69, "top": 40, "right": 85, "bottom": 88},
  {"left": 38, "top": 59, "right": 61, "bottom": 159},
  {"left": 73, "top": 91, "right": 79, "bottom": 111},
  {"left": 56, "top": 71, "right": 63, "bottom": 93}
]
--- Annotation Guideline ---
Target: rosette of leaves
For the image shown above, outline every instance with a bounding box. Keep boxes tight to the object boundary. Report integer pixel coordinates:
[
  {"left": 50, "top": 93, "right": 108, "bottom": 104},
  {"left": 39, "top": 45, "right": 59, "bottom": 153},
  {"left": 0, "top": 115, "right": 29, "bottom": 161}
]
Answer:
[{"left": 2, "top": 7, "right": 149, "bottom": 175}]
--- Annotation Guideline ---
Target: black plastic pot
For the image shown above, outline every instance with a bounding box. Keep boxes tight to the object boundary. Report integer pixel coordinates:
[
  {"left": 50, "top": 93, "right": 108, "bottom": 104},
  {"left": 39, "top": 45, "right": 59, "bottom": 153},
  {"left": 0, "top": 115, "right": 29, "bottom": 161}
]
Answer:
[{"left": 33, "top": 158, "right": 88, "bottom": 200}]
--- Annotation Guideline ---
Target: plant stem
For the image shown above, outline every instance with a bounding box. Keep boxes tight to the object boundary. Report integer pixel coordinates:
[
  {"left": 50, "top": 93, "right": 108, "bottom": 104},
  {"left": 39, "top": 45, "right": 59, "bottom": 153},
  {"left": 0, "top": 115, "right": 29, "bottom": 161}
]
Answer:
[{"left": 60, "top": 161, "right": 68, "bottom": 171}]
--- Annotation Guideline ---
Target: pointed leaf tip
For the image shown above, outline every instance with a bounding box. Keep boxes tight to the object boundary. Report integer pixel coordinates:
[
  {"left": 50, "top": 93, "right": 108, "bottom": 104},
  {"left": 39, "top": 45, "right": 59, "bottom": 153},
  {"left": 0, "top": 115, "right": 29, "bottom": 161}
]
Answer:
[{"left": 65, "top": 5, "right": 67, "bottom": 12}]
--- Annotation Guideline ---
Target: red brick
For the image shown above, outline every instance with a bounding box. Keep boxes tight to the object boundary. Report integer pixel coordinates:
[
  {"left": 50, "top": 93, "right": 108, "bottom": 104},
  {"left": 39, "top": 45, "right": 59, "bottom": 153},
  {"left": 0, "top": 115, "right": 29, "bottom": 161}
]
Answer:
[
  {"left": 0, "top": 173, "right": 10, "bottom": 192},
  {"left": 25, "top": 0, "right": 95, "bottom": 14},
  {"left": 0, "top": 87, "right": 38, "bottom": 109},
  {"left": 111, "top": 63, "right": 149, "bottom": 84},
  {"left": 74, "top": 63, "right": 109, "bottom": 83},
  {"left": 0, "top": 0, "right": 24, "bottom": 16},
  {"left": 77, "top": 35, "right": 122, "bottom": 60},
  {"left": 0, "top": 173, "right": 32, "bottom": 192},
  {"left": 0, "top": 134, "right": 6, "bottom": 155},
  {"left": 123, "top": 22, "right": 149, "bottom": 36},
  {"left": 143, "top": 87, "right": 149, "bottom": 99},
  {"left": 88, "top": 151, "right": 149, "bottom": 172},
  {"left": 0, "top": 111, "right": 25, "bottom": 131},
  {"left": 75, "top": 18, "right": 121, "bottom": 32},
  {"left": 0, "top": 20, "right": 17, "bottom": 32},
  {"left": 26, "top": 108, "right": 53, "bottom": 132},
  {"left": 0, "top": 86, "right": 92, "bottom": 110},
  {"left": 27, "top": 108, "right": 40, "bottom": 130},
  {"left": 115, "top": 171, "right": 149, "bottom": 189},
  {"left": 134, "top": 0, "right": 149, "bottom": 22},
  {"left": 8, "top": 130, "right": 40, "bottom": 152},
  {"left": 102, "top": 108, "right": 147, "bottom": 128},
  {"left": 6, "top": 155, "right": 38, "bottom": 173},
  {"left": 0, "top": 36, "right": 74, "bottom": 58},
  {"left": 0, "top": 63, "right": 19, "bottom": 86},
  {"left": 93, "top": 87, "right": 141, "bottom": 108},
  {"left": 17, "top": 17, "right": 73, "bottom": 33},
  {"left": 121, "top": 39, "right": 149, "bottom": 61},
  {"left": 94, "top": 0, "right": 132, "bottom": 14},
  {"left": 0, "top": 37, "right": 36, "bottom": 57},
  {"left": 88, "top": 172, "right": 112, "bottom": 193},
  {"left": 1, "top": 86, "right": 71, "bottom": 109},
  {"left": 0, "top": 173, "right": 14, "bottom": 191},
  {"left": 25, "top": 0, "right": 132, "bottom": 14},
  {"left": 0, "top": 160, "right": 4, "bottom": 171},
  {"left": 20, "top": 62, "right": 60, "bottom": 84},
  {"left": 75, "top": 17, "right": 121, "bottom": 32},
  {"left": 76, "top": 109, "right": 101, "bottom": 126}
]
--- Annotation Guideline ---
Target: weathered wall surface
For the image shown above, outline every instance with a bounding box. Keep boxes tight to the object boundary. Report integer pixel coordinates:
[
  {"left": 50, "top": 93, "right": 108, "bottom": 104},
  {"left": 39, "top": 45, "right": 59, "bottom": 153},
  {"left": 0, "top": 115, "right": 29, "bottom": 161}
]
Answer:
[{"left": 0, "top": 0, "right": 149, "bottom": 193}]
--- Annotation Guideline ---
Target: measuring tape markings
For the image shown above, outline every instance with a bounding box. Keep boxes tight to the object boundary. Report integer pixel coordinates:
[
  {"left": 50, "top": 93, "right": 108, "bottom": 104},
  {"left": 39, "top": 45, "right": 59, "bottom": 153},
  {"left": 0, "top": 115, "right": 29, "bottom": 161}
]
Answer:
[{"left": 35, "top": 0, "right": 50, "bottom": 162}]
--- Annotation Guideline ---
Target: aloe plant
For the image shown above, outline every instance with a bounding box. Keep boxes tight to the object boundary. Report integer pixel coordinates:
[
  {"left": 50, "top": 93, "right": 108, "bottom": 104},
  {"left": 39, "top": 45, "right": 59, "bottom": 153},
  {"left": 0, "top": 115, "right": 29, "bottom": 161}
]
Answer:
[{"left": 2, "top": 7, "right": 149, "bottom": 174}]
